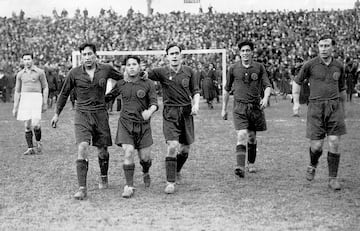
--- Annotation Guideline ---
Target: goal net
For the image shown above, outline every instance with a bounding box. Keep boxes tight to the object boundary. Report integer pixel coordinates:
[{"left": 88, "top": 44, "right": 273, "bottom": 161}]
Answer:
[{"left": 72, "top": 49, "right": 227, "bottom": 91}]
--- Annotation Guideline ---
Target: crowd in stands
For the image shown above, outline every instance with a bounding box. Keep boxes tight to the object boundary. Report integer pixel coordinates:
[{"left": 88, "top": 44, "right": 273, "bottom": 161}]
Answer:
[{"left": 0, "top": 6, "right": 360, "bottom": 99}]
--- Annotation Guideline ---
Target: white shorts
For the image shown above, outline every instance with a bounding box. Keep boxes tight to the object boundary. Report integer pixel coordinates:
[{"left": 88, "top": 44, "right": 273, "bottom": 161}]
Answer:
[{"left": 17, "top": 92, "right": 43, "bottom": 121}]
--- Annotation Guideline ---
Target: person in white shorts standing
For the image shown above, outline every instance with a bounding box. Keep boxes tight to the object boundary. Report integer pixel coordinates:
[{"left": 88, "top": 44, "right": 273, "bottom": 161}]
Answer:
[{"left": 12, "top": 53, "right": 48, "bottom": 155}]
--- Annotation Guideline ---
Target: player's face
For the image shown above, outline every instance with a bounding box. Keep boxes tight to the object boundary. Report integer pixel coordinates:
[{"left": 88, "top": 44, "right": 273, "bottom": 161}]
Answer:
[
  {"left": 22, "top": 55, "right": 33, "bottom": 69},
  {"left": 318, "top": 39, "right": 333, "bottom": 60},
  {"left": 239, "top": 45, "right": 252, "bottom": 62},
  {"left": 167, "top": 46, "right": 182, "bottom": 67},
  {"left": 81, "top": 46, "right": 97, "bottom": 68},
  {"left": 125, "top": 58, "right": 140, "bottom": 77}
]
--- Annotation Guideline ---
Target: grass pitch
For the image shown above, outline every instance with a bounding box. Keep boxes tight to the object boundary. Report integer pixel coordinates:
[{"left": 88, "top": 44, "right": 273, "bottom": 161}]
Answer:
[{"left": 1, "top": 96, "right": 360, "bottom": 230}]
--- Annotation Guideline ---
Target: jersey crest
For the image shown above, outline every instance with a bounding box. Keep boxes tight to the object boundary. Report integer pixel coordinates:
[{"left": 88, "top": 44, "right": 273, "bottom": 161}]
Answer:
[
  {"left": 332, "top": 72, "right": 340, "bottom": 81},
  {"left": 182, "top": 78, "right": 190, "bottom": 87},
  {"left": 137, "top": 89, "right": 146, "bottom": 98},
  {"left": 99, "top": 78, "right": 106, "bottom": 88},
  {"left": 251, "top": 73, "right": 258, "bottom": 81}
]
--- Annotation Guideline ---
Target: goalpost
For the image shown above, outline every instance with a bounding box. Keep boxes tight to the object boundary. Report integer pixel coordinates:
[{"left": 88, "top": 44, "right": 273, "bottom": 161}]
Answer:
[{"left": 72, "top": 49, "right": 227, "bottom": 90}]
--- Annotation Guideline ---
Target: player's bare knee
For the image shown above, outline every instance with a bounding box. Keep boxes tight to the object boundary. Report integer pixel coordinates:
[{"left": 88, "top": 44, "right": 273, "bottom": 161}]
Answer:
[
  {"left": 167, "top": 140, "right": 179, "bottom": 157},
  {"left": 78, "top": 142, "right": 89, "bottom": 159},
  {"left": 236, "top": 130, "right": 248, "bottom": 145},
  {"left": 248, "top": 131, "right": 256, "bottom": 144},
  {"left": 124, "top": 152, "right": 134, "bottom": 163},
  {"left": 328, "top": 136, "right": 340, "bottom": 153},
  {"left": 78, "top": 142, "right": 89, "bottom": 150},
  {"left": 123, "top": 145, "right": 135, "bottom": 156},
  {"left": 310, "top": 140, "right": 323, "bottom": 152},
  {"left": 98, "top": 147, "right": 109, "bottom": 159},
  {"left": 139, "top": 147, "right": 151, "bottom": 162},
  {"left": 123, "top": 145, "right": 135, "bottom": 164},
  {"left": 179, "top": 144, "right": 190, "bottom": 154},
  {"left": 24, "top": 121, "right": 32, "bottom": 131}
]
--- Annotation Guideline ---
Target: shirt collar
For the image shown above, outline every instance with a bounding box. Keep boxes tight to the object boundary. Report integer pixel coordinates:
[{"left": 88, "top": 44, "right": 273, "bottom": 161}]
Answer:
[
  {"left": 23, "top": 65, "right": 37, "bottom": 73},
  {"left": 316, "top": 56, "right": 333, "bottom": 66},
  {"left": 240, "top": 60, "right": 254, "bottom": 68},
  {"left": 168, "top": 65, "right": 183, "bottom": 75},
  {"left": 81, "top": 62, "right": 102, "bottom": 73}
]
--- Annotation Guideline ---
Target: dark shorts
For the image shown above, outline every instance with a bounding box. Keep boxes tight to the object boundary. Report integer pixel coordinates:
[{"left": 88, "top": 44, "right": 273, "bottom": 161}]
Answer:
[
  {"left": 74, "top": 110, "right": 112, "bottom": 147},
  {"left": 233, "top": 101, "right": 267, "bottom": 131},
  {"left": 115, "top": 118, "right": 153, "bottom": 149},
  {"left": 306, "top": 99, "right": 346, "bottom": 140},
  {"left": 163, "top": 105, "right": 194, "bottom": 145}
]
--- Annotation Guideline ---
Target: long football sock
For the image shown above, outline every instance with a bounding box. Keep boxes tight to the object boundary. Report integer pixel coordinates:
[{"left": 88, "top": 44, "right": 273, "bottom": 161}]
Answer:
[
  {"left": 25, "top": 131, "right": 34, "bottom": 148},
  {"left": 123, "top": 163, "right": 135, "bottom": 187},
  {"left": 247, "top": 143, "right": 257, "bottom": 164},
  {"left": 176, "top": 152, "right": 188, "bottom": 173},
  {"left": 76, "top": 159, "right": 88, "bottom": 188},
  {"left": 327, "top": 152, "right": 340, "bottom": 178},
  {"left": 236, "top": 144, "right": 246, "bottom": 168},
  {"left": 34, "top": 127, "right": 41, "bottom": 142},
  {"left": 310, "top": 148, "right": 322, "bottom": 167},
  {"left": 165, "top": 157, "right": 177, "bottom": 183},
  {"left": 98, "top": 153, "right": 109, "bottom": 176}
]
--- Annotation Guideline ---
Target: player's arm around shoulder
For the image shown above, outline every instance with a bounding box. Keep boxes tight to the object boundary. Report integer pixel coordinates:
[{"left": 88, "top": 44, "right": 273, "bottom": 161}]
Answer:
[
  {"left": 142, "top": 79, "right": 158, "bottom": 121},
  {"left": 105, "top": 80, "right": 124, "bottom": 103},
  {"left": 145, "top": 67, "right": 164, "bottom": 82},
  {"left": 107, "top": 64, "right": 123, "bottom": 81}
]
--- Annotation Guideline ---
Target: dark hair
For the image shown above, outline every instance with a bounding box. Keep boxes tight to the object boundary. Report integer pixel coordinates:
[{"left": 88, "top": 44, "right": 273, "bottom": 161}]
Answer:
[
  {"left": 165, "top": 43, "right": 183, "bottom": 54},
  {"left": 208, "top": 63, "right": 216, "bottom": 69},
  {"left": 238, "top": 40, "right": 254, "bottom": 51},
  {"left": 22, "top": 53, "right": 33, "bottom": 59},
  {"left": 123, "top": 55, "right": 141, "bottom": 65},
  {"left": 79, "top": 43, "right": 97, "bottom": 53},
  {"left": 318, "top": 35, "right": 336, "bottom": 46}
]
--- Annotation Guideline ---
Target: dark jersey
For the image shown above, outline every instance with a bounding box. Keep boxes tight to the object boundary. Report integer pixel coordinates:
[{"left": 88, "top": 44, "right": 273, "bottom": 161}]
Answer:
[
  {"left": 225, "top": 61, "right": 271, "bottom": 103},
  {"left": 46, "top": 70, "right": 58, "bottom": 92},
  {"left": 148, "top": 65, "right": 200, "bottom": 106},
  {"left": 294, "top": 57, "right": 346, "bottom": 101},
  {"left": 56, "top": 63, "right": 123, "bottom": 115},
  {"left": 0, "top": 74, "right": 9, "bottom": 89},
  {"left": 105, "top": 79, "right": 158, "bottom": 122}
]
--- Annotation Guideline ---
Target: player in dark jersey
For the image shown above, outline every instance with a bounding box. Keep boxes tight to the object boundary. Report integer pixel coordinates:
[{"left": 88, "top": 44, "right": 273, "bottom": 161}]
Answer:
[
  {"left": 222, "top": 40, "right": 272, "bottom": 178},
  {"left": 51, "top": 43, "right": 123, "bottom": 200},
  {"left": 293, "top": 35, "right": 346, "bottom": 191},
  {"left": 147, "top": 43, "right": 200, "bottom": 194},
  {"left": 105, "top": 55, "right": 158, "bottom": 198}
]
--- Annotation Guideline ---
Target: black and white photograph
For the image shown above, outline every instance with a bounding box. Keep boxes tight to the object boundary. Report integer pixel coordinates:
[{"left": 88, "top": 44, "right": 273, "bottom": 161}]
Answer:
[{"left": 0, "top": 0, "right": 359, "bottom": 230}]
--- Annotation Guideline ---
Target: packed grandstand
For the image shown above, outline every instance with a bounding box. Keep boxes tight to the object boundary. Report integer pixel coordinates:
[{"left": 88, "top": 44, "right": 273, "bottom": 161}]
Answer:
[{"left": 0, "top": 7, "right": 359, "bottom": 82}]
